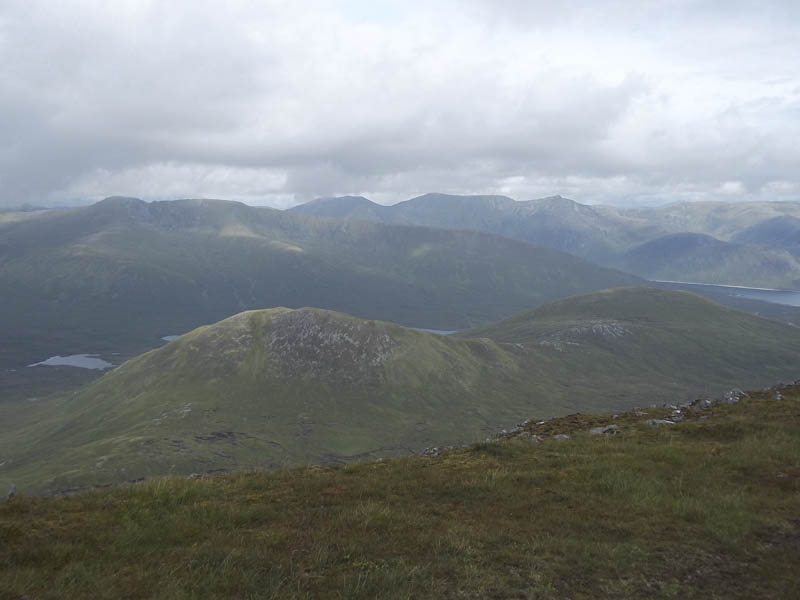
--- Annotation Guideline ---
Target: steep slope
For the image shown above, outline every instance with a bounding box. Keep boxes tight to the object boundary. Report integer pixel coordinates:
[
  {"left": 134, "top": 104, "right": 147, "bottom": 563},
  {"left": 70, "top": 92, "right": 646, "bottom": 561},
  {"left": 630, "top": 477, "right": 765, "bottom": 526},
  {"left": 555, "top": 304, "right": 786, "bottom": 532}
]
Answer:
[
  {"left": 615, "top": 233, "right": 800, "bottom": 288},
  {"left": 0, "top": 196, "right": 639, "bottom": 371},
  {"left": 4, "top": 288, "right": 800, "bottom": 492}
]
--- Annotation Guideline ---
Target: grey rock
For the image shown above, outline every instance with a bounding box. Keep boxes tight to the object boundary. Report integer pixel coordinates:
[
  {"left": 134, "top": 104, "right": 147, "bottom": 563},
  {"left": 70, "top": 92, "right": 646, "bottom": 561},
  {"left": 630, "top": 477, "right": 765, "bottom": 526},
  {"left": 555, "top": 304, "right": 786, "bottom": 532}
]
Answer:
[
  {"left": 699, "top": 415, "right": 710, "bottom": 421},
  {"left": 644, "top": 419, "right": 675, "bottom": 427},
  {"left": 6, "top": 483, "right": 16, "bottom": 499},
  {"left": 529, "top": 434, "right": 543, "bottom": 443},
  {"left": 694, "top": 398, "right": 713, "bottom": 410},
  {"left": 187, "top": 473, "right": 201, "bottom": 479},
  {"left": 720, "top": 388, "right": 748, "bottom": 405},
  {"left": 772, "top": 391, "right": 784, "bottom": 401},
  {"left": 553, "top": 434, "right": 571, "bottom": 441},
  {"left": 633, "top": 408, "right": 647, "bottom": 417},
  {"left": 590, "top": 424, "right": 620, "bottom": 435}
]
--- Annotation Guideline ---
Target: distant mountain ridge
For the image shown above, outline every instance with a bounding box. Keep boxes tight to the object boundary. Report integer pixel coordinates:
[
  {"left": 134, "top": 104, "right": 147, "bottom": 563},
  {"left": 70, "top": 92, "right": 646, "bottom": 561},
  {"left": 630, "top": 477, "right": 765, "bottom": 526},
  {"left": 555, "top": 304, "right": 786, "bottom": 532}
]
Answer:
[
  {"left": 290, "top": 193, "right": 800, "bottom": 287},
  {"left": 0, "top": 196, "right": 639, "bottom": 370},
  {"left": 4, "top": 287, "right": 800, "bottom": 492}
]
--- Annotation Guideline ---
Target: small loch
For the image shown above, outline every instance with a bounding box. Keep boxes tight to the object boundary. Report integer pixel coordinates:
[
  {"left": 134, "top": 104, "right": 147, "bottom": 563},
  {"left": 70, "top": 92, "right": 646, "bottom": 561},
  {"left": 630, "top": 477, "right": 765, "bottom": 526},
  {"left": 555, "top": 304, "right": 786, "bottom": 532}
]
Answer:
[{"left": 28, "top": 354, "right": 113, "bottom": 370}]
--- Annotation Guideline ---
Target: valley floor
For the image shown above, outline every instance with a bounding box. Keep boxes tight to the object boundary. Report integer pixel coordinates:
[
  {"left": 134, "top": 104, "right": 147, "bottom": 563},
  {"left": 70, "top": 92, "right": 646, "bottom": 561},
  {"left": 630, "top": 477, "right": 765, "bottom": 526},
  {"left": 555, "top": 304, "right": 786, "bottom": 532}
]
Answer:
[{"left": 2, "top": 386, "right": 799, "bottom": 599}]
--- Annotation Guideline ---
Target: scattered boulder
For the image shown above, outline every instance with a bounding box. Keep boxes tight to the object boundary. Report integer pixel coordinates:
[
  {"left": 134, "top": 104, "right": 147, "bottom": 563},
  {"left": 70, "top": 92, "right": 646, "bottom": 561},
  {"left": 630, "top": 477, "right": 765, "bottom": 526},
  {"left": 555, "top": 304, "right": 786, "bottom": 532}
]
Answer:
[
  {"left": 553, "top": 434, "right": 571, "bottom": 441},
  {"left": 694, "top": 398, "right": 713, "bottom": 410},
  {"left": 772, "top": 391, "right": 784, "bottom": 401},
  {"left": 633, "top": 408, "right": 647, "bottom": 417},
  {"left": 529, "top": 435, "right": 543, "bottom": 443},
  {"left": 644, "top": 419, "right": 675, "bottom": 427},
  {"left": 422, "top": 447, "right": 440, "bottom": 458},
  {"left": 6, "top": 483, "right": 16, "bottom": 500},
  {"left": 590, "top": 424, "right": 620, "bottom": 436},
  {"left": 720, "top": 389, "right": 748, "bottom": 405}
]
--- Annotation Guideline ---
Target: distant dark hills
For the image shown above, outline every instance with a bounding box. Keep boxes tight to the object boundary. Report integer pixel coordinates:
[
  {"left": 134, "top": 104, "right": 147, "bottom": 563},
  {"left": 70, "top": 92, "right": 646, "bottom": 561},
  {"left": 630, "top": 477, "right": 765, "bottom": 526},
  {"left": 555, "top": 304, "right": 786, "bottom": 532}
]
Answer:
[
  {"left": 4, "top": 288, "right": 800, "bottom": 492},
  {"left": 0, "top": 196, "right": 639, "bottom": 369},
  {"left": 291, "top": 194, "right": 800, "bottom": 288}
]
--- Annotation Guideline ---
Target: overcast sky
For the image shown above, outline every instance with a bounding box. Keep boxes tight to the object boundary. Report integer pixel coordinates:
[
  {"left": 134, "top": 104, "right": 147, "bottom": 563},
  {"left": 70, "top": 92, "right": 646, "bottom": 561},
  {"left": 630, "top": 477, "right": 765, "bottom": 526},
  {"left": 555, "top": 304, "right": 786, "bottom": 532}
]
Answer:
[{"left": 1, "top": 1, "right": 799, "bottom": 208}]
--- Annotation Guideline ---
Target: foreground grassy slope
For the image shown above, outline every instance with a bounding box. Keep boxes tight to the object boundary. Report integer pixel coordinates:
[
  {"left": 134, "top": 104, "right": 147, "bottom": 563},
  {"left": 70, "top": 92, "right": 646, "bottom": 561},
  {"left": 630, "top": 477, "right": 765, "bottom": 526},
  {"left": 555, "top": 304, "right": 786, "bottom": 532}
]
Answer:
[
  {"left": 0, "top": 197, "right": 639, "bottom": 372},
  {"left": 2, "top": 386, "right": 799, "bottom": 599},
  {"left": 3, "top": 288, "right": 800, "bottom": 493}
]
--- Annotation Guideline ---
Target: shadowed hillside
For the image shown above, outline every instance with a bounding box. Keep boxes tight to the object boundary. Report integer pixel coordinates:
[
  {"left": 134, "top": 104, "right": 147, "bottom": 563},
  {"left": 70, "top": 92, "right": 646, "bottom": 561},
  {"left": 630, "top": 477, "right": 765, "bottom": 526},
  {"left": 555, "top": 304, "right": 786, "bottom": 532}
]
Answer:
[
  {"left": 291, "top": 194, "right": 800, "bottom": 287},
  {"left": 0, "top": 197, "right": 639, "bottom": 373}
]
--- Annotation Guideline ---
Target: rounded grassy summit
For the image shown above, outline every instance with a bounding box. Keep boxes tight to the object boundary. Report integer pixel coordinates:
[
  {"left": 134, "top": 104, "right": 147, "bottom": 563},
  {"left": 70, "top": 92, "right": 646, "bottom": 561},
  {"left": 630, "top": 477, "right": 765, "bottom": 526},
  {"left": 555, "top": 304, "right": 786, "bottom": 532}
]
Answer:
[{"left": 3, "top": 287, "right": 800, "bottom": 493}]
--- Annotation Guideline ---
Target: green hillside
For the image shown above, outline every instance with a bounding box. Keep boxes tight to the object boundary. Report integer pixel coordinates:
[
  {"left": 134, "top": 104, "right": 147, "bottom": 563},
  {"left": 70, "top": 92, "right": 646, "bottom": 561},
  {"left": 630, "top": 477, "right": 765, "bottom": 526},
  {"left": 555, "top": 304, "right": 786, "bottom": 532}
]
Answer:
[
  {"left": 0, "top": 197, "right": 638, "bottom": 373},
  {"left": 2, "top": 384, "right": 799, "bottom": 599},
  {"left": 3, "top": 288, "right": 799, "bottom": 493}
]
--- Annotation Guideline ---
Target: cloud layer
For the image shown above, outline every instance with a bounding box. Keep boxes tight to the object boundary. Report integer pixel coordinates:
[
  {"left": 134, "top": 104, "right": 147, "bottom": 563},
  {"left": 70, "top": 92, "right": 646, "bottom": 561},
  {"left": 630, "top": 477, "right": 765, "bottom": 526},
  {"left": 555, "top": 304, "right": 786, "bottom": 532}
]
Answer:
[{"left": 1, "top": 0, "right": 799, "bottom": 207}]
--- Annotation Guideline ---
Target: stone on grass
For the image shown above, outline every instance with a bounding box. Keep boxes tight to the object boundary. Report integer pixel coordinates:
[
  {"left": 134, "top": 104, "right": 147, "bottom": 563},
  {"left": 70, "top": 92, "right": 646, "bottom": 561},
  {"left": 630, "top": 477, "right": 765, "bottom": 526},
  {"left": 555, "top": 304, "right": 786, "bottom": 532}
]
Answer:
[
  {"left": 720, "top": 389, "right": 748, "bottom": 405},
  {"left": 590, "top": 424, "right": 619, "bottom": 435},
  {"left": 644, "top": 419, "right": 675, "bottom": 427}
]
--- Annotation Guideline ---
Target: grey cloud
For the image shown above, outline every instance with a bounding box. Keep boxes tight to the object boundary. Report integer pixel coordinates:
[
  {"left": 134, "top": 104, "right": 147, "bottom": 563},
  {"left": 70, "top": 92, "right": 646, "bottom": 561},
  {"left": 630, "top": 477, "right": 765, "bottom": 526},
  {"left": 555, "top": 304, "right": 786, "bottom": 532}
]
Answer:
[{"left": 0, "top": 0, "right": 798, "bottom": 207}]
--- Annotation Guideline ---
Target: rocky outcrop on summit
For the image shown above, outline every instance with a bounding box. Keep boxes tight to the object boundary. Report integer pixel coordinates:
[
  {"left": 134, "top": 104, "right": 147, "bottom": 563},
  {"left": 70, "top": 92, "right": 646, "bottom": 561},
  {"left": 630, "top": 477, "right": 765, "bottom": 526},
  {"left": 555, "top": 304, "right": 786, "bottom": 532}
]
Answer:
[{"left": 267, "top": 309, "right": 397, "bottom": 381}]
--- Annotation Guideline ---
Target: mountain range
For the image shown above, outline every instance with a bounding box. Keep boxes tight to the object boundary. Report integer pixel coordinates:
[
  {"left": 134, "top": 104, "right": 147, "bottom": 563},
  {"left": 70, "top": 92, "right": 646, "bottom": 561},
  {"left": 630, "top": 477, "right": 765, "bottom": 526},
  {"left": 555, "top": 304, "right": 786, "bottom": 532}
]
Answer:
[
  {"left": 0, "top": 196, "right": 638, "bottom": 372},
  {"left": 291, "top": 193, "right": 800, "bottom": 288}
]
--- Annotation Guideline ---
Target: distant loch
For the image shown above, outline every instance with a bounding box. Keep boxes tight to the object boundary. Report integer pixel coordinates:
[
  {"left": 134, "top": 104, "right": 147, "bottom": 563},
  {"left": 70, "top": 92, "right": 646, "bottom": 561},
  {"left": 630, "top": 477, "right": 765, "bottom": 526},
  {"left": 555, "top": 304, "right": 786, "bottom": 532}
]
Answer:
[
  {"left": 28, "top": 354, "right": 113, "bottom": 370},
  {"left": 652, "top": 281, "right": 800, "bottom": 307}
]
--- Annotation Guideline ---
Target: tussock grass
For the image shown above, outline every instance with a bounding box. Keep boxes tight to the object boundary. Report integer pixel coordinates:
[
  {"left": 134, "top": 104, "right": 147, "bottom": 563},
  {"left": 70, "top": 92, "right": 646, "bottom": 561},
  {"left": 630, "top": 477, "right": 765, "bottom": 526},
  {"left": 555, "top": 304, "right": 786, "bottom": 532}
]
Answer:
[{"left": 2, "top": 388, "right": 800, "bottom": 599}]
